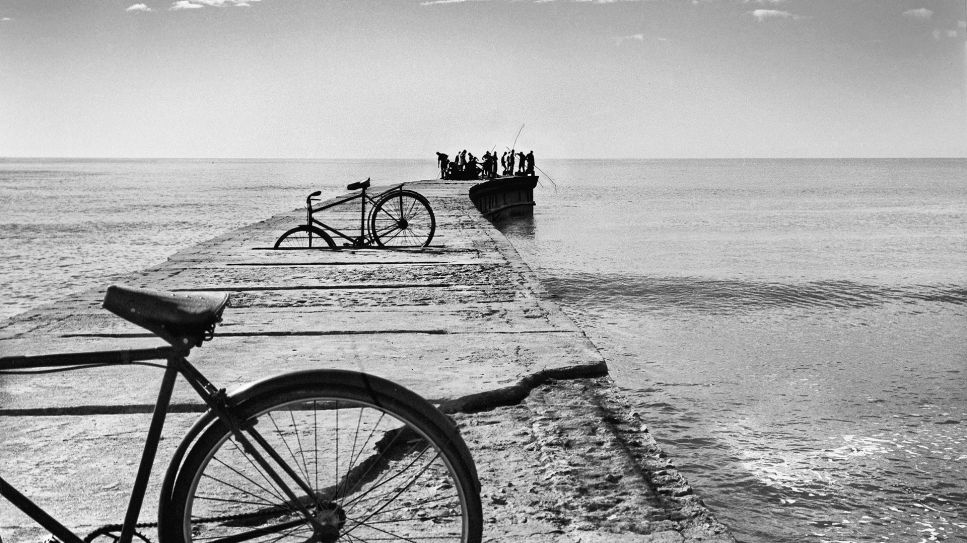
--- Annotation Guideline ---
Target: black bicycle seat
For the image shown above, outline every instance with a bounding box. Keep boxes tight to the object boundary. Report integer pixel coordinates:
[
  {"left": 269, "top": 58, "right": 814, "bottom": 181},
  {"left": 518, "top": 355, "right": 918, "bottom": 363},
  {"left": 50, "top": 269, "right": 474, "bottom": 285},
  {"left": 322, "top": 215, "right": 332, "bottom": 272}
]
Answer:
[
  {"left": 103, "top": 285, "right": 230, "bottom": 348},
  {"left": 347, "top": 179, "right": 371, "bottom": 191}
]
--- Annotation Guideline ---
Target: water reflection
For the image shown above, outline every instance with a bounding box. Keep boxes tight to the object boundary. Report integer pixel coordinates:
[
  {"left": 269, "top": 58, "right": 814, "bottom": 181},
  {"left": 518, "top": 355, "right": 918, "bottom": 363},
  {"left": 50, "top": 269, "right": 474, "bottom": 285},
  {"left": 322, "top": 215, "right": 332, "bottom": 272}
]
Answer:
[{"left": 491, "top": 214, "right": 537, "bottom": 239}]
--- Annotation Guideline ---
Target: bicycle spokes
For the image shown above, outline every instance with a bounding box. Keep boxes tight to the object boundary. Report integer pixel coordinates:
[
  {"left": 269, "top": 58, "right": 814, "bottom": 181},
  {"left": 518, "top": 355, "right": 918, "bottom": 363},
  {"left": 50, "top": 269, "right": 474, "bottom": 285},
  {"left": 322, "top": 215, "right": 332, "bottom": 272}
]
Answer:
[
  {"left": 370, "top": 191, "right": 435, "bottom": 248},
  {"left": 185, "top": 399, "right": 467, "bottom": 542}
]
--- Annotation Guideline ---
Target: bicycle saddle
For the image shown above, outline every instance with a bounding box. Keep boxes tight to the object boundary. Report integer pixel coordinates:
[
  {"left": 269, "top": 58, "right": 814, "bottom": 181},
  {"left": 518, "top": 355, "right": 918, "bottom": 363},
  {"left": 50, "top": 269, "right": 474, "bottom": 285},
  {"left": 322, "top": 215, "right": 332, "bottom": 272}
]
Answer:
[
  {"left": 103, "top": 285, "right": 230, "bottom": 348},
  {"left": 347, "top": 178, "right": 370, "bottom": 191}
]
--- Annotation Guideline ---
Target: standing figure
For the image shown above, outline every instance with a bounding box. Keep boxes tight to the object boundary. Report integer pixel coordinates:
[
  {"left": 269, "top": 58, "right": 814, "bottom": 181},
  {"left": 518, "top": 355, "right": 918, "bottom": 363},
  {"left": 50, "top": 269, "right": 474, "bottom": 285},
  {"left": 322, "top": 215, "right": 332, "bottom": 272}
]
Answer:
[
  {"left": 508, "top": 149, "right": 515, "bottom": 176},
  {"left": 481, "top": 151, "right": 493, "bottom": 179},
  {"left": 517, "top": 151, "right": 526, "bottom": 174},
  {"left": 524, "top": 151, "right": 535, "bottom": 175},
  {"left": 467, "top": 153, "right": 478, "bottom": 178},
  {"left": 436, "top": 152, "right": 449, "bottom": 179}
]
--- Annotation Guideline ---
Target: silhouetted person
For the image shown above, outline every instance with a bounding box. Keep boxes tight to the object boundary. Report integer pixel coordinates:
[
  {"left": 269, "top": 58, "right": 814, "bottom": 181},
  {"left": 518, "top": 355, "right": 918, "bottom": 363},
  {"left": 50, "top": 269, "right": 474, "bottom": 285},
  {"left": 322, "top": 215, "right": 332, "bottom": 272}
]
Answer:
[
  {"left": 467, "top": 153, "right": 478, "bottom": 178},
  {"left": 524, "top": 151, "right": 535, "bottom": 175},
  {"left": 482, "top": 151, "right": 493, "bottom": 178},
  {"left": 436, "top": 152, "right": 449, "bottom": 179},
  {"left": 508, "top": 149, "right": 515, "bottom": 176}
]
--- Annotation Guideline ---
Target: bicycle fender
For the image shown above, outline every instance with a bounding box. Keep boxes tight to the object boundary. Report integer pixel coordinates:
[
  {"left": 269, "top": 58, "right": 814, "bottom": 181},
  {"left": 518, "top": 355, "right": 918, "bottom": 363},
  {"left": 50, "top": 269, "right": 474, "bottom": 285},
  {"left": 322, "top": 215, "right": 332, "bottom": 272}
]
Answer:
[{"left": 229, "top": 370, "right": 480, "bottom": 491}]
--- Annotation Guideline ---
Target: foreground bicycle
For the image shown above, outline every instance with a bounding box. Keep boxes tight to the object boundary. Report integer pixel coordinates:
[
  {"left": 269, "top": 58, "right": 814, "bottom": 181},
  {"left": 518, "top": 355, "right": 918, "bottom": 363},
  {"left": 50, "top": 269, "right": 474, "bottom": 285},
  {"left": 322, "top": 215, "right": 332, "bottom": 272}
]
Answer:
[
  {"left": 274, "top": 179, "right": 436, "bottom": 249},
  {"left": 0, "top": 285, "right": 481, "bottom": 543}
]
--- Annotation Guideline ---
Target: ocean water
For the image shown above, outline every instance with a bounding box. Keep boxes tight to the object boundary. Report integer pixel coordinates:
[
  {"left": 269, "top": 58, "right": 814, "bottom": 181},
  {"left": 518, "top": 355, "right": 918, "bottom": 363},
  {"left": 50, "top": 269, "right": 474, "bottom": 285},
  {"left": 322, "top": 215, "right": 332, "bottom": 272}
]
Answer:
[
  {"left": 2, "top": 158, "right": 966, "bottom": 542},
  {"left": 496, "top": 158, "right": 967, "bottom": 543},
  {"left": 0, "top": 158, "right": 431, "bottom": 320}
]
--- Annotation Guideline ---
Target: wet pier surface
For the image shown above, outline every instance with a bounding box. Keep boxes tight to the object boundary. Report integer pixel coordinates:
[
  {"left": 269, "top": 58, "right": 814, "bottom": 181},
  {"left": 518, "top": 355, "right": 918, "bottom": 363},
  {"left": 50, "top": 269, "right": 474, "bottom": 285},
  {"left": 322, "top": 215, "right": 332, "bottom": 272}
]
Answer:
[{"left": 0, "top": 179, "right": 734, "bottom": 542}]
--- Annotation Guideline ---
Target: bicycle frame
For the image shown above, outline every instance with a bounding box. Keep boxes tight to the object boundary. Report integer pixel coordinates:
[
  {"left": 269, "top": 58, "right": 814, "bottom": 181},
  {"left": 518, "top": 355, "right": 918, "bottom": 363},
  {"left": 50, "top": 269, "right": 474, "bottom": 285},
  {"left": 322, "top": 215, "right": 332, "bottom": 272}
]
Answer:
[
  {"left": 0, "top": 347, "right": 323, "bottom": 543},
  {"left": 306, "top": 183, "right": 404, "bottom": 247}
]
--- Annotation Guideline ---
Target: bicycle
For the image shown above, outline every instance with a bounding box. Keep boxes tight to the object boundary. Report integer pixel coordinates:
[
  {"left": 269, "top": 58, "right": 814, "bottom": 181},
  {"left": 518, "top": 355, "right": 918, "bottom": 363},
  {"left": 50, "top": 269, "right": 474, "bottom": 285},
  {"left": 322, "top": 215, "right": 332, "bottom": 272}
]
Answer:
[
  {"left": 274, "top": 179, "right": 436, "bottom": 249},
  {"left": 0, "top": 285, "right": 482, "bottom": 543}
]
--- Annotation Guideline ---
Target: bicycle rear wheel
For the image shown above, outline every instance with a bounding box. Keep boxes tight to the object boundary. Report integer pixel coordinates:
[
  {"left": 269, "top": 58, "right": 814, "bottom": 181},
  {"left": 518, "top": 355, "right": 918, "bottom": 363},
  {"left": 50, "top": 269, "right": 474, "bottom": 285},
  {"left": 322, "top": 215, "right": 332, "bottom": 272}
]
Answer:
[
  {"left": 162, "top": 371, "right": 481, "bottom": 543},
  {"left": 370, "top": 190, "right": 435, "bottom": 248},
  {"left": 274, "top": 225, "right": 336, "bottom": 249}
]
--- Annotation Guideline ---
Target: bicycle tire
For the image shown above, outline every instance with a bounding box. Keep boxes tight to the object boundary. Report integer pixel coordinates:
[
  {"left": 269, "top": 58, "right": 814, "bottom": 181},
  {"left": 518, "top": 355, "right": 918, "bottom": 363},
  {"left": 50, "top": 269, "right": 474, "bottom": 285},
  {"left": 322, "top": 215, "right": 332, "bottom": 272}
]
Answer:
[
  {"left": 274, "top": 225, "right": 336, "bottom": 249},
  {"left": 369, "top": 190, "right": 435, "bottom": 248},
  {"left": 161, "top": 371, "right": 481, "bottom": 543}
]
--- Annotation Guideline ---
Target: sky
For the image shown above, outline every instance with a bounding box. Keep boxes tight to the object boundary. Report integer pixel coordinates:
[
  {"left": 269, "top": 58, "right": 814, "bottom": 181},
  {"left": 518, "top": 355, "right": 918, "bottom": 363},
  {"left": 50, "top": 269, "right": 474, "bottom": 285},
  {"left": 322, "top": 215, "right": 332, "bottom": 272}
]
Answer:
[{"left": 0, "top": 0, "right": 965, "bottom": 159}]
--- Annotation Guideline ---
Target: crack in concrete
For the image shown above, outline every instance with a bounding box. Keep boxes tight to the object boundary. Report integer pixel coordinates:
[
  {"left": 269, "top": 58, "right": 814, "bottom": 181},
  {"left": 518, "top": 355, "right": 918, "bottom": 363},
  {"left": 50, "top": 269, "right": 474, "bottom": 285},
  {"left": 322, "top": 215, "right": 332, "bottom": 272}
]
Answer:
[
  {"left": 170, "top": 284, "right": 453, "bottom": 292},
  {"left": 0, "top": 364, "right": 609, "bottom": 418}
]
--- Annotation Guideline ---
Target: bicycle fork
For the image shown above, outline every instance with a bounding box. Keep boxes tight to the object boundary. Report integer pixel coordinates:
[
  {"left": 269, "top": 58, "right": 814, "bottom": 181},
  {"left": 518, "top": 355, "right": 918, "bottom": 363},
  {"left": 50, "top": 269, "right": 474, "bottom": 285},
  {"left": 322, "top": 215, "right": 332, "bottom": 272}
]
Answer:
[{"left": 306, "top": 190, "right": 322, "bottom": 248}]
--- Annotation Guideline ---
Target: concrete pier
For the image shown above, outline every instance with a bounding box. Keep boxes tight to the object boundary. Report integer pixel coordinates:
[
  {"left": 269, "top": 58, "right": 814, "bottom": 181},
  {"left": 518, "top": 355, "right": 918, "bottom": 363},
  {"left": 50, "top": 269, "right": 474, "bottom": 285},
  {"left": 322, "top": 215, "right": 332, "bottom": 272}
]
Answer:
[{"left": 0, "top": 179, "right": 734, "bottom": 542}]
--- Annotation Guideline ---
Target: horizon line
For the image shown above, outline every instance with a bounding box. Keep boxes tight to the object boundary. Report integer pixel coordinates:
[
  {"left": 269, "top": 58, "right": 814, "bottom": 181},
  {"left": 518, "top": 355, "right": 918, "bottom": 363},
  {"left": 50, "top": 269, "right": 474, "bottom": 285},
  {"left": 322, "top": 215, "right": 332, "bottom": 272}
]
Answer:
[{"left": 3, "top": 155, "right": 967, "bottom": 161}]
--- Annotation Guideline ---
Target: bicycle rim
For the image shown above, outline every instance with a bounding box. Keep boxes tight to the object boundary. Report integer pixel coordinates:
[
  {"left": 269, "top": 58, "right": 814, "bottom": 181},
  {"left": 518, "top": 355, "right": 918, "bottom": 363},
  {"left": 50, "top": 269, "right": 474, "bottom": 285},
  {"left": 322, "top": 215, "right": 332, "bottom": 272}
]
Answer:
[
  {"left": 274, "top": 226, "right": 335, "bottom": 249},
  {"left": 172, "top": 386, "right": 479, "bottom": 543},
  {"left": 370, "top": 191, "right": 435, "bottom": 248}
]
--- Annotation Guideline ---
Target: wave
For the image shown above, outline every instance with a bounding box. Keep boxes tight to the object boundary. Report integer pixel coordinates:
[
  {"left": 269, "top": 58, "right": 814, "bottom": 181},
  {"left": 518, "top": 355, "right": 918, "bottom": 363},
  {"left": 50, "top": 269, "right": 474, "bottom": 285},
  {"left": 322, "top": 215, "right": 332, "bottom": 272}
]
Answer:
[{"left": 541, "top": 272, "right": 967, "bottom": 313}]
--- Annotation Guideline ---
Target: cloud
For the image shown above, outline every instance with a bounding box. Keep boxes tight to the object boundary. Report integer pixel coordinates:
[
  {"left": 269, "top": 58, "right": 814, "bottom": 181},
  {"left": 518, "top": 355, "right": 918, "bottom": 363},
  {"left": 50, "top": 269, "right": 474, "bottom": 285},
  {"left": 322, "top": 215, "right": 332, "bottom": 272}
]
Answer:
[
  {"left": 170, "top": 0, "right": 258, "bottom": 9},
  {"left": 1, "top": 17, "right": 11, "bottom": 21},
  {"left": 902, "top": 8, "right": 933, "bottom": 21},
  {"left": 195, "top": 0, "right": 262, "bottom": 5},
  {"left": 423, "top": 0, "right": 651, "bottom": 4},
  {"left": 932, "top": 28, "right": 958, "bottom": 40},
  {"left": 612, "top": 33, "right": 645, "bottom": 45},
  {"left": 126, "top": 3, "right": 153, "bottom": 11},
  {"left": 750, "top": 9, "right": 802, "bottom": 22}
]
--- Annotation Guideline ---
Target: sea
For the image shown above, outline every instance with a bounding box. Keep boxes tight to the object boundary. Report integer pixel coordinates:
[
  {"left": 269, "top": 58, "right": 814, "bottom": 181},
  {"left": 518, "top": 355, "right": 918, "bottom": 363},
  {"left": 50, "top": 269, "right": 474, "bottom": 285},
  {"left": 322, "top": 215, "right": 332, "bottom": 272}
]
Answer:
[{"left": 1, "top": 157, "right": 965, "bottom": 543}]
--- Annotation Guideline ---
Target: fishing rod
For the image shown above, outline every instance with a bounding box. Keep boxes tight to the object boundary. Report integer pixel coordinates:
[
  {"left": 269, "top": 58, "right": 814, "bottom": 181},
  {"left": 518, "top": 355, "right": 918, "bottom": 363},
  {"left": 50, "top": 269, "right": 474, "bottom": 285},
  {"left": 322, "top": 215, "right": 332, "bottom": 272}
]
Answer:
[
  {"left": 511, "top": 124, "right": 525, "bottom": 151},
  {"left": 534, "top": 164, "right": 558, "bottom": 192},
  {"left": 506, "top": 123, "right": 557, "bottom": 191}
]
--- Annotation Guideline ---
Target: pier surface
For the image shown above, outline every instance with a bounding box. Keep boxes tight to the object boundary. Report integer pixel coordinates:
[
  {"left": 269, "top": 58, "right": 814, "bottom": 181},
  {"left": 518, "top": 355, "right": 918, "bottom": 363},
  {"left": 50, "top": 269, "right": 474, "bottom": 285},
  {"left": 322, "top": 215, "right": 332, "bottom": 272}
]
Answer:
[{"left": 0, "top": 179, "right": 733, "bottom": 542}]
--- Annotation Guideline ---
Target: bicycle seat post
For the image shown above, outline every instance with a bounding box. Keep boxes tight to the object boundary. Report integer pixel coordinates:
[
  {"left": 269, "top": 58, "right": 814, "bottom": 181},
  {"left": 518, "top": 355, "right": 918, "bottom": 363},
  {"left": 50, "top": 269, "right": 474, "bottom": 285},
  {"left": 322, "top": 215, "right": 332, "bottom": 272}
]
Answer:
[
  {"left": 343, "top": 178, "right": 371, "bottom": 247},
  {"left": 359, "top": 183, "right": 367, "bottom": 244}
]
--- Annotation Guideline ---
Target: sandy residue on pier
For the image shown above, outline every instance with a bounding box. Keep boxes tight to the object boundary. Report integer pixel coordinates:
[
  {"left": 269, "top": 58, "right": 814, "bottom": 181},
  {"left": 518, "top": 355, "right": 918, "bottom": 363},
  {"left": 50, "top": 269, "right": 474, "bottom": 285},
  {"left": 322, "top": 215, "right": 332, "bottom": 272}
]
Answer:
[{"left": 456, "top": 378, "right": 734, "bottom": 542}]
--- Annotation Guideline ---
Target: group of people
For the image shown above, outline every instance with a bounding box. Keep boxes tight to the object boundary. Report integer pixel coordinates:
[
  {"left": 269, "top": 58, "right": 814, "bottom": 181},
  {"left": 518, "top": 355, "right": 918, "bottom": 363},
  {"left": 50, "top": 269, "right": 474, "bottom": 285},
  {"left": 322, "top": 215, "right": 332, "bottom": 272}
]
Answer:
[{"left": 436, "top": 149, "right": 535, "bottom": 180}]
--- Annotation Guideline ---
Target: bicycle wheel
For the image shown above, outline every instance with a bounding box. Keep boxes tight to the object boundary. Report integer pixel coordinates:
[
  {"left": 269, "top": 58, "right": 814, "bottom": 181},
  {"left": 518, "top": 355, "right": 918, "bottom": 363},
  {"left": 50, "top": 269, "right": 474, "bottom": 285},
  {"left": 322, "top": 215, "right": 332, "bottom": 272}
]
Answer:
[
  {"left": 162, "top": 371, "right": 481, "bottom": 543},
  {"left": 369, "top": 190, "right": 435, "bottom": 248},
  {"left": 274, "top": 226, "right": 336, "bottom": 249}
]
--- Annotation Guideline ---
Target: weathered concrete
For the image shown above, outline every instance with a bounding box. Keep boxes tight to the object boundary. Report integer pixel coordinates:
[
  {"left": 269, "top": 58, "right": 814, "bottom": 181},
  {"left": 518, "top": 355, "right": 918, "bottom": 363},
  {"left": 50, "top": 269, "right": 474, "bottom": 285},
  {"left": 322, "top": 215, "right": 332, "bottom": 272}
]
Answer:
[{"left": 0, "top": 179, "right": 733, "bottom": 542}]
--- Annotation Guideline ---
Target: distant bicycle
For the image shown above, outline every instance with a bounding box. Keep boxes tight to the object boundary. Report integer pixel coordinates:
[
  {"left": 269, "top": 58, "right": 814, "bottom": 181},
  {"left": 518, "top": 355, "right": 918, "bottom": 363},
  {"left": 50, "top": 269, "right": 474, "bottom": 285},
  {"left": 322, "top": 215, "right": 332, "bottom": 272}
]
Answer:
[
  {"left": 0, "top": 285, "right": 481, "bottom": 543},
  {"left": 275, "top": 179, "right": 436, "bottom": 249}
]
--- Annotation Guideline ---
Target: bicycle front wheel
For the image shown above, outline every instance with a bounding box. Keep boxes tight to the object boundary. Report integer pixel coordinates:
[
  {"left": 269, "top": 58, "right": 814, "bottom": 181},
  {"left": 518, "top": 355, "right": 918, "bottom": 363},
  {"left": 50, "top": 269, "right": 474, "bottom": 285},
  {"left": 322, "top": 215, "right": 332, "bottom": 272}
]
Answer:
[
  {"left": 163, "top": 372, "right": 481, "bottom": 543},
  {"left": 370, "top": 190, "right": 435, "bottom": 248},
  {"left": 274, "top": 225, "right": 336, "bottom": 249}
]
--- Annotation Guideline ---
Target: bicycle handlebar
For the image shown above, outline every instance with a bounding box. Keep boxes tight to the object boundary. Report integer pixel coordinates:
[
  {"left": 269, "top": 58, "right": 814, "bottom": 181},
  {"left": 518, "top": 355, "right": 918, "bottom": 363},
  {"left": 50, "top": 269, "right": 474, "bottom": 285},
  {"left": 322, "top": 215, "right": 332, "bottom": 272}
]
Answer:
[{"left": 306, "top": 191, "right": 322, "bottom": 207}]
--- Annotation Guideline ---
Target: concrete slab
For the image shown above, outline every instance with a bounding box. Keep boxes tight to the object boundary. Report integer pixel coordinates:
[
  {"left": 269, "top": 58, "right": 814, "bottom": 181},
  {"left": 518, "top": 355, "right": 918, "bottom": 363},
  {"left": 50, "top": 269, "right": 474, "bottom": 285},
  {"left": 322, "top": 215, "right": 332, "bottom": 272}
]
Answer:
[{"left": 0, "top": 179, "right": 732, "bottom": 542}]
